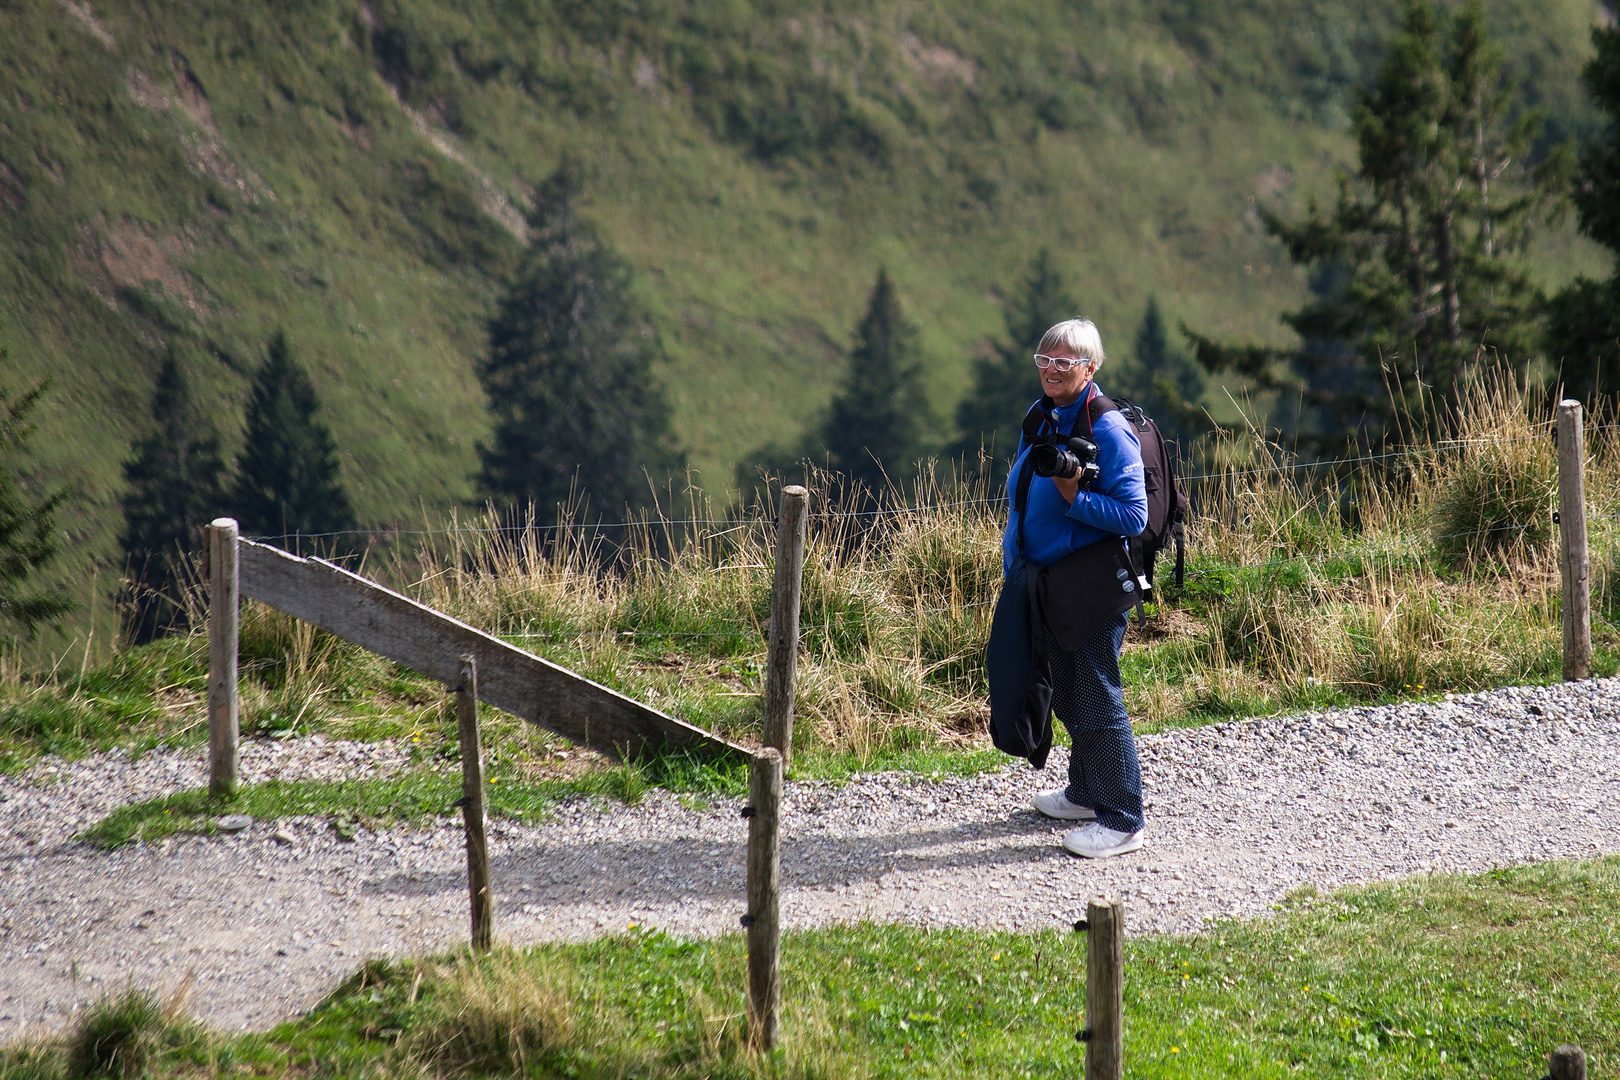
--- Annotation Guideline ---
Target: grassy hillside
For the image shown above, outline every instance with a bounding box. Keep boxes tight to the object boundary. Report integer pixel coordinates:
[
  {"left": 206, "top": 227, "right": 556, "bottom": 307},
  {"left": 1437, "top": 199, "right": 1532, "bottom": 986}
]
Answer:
[{"left": 0, "top": 0, "right": 1611, "bottom": 649}]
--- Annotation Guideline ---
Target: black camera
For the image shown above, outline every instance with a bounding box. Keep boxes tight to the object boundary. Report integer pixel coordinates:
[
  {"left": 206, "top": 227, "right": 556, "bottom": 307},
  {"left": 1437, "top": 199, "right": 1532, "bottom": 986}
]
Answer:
[{"left": 1031, "top": 434, "right": 1101, "bottom": 486}]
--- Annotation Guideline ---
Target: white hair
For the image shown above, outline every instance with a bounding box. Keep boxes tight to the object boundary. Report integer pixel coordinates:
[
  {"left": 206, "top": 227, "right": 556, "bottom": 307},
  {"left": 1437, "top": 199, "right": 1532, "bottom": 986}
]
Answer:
[{"left": 1037, "top": 319, "right": 1105, "bottom": 368}]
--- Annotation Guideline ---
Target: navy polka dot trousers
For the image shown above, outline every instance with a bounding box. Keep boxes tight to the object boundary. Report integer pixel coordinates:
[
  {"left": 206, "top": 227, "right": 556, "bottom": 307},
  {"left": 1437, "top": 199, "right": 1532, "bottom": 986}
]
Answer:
[{"left": 1045, "top": 612, "right": 1145, "bottom": 834}]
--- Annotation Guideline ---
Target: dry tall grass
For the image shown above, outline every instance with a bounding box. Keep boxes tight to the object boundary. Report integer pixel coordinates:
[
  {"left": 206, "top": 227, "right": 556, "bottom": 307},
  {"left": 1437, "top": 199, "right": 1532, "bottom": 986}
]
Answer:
[
  {"left": 16, "top": 371, "right": 1612, "bottom": 770},
  {"left": 364, "top": 374, "right": 1620, "bottom": 748},
  {"left": 405, "top": 949, "right": 575, "bottom": 1073},
  {"left": 1120, "top": 373, "right": 1620, "bottom": 723},
  {"left": 403, "top": 465, "right": 1005, "bottom": 764}
]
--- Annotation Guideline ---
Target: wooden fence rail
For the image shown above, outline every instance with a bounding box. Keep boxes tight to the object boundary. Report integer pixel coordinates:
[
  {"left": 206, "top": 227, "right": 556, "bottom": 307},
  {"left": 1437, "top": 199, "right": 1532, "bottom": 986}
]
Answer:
[{"left": 212, "top": 534, "right": 750, "bottom": 770}]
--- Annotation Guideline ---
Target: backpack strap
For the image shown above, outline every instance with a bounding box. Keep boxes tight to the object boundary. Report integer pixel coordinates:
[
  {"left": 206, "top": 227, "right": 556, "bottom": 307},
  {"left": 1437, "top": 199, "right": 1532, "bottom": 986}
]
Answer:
[
  {"left": 1020, "top": 396, "right": 1055, "bottom": 446},
  {"left": 1101, "top": 395, "right": 1155, "bottom": 625},
  {"left": 1084, "top": 390, "right": 1119, "bottom": 434},
  {"left": 1174, "top": 509, "right": 1186, "bottom": 588}
]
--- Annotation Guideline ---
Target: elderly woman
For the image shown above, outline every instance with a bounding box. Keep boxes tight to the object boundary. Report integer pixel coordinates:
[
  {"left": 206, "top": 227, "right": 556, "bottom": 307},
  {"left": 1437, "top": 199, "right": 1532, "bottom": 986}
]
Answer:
[{"left": 998, "top": 318, "right": 1148, "bottom": 858}]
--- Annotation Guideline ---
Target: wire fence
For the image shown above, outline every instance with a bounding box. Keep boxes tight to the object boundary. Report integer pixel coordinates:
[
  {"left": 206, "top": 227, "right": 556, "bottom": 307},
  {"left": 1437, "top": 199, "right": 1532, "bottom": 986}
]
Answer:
[
  {"left": 473, "top": 515, "right": 1596, "bottom": 644},
  {"left": 228, "top": 422, "right": 1619, "bottom": 646},
  {"left": 499, "top": 597, "right": 1005, "bottom": 641},
  {"left": 242, "top": 422, "right": 1609, "bottom": 546},
  {"left": 240, "top": 493, "right": 1012, "bottom": 545}
]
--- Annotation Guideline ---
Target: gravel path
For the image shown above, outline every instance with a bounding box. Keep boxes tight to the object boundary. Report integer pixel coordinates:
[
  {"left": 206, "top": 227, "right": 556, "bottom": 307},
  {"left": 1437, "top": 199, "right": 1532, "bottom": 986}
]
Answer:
[{"left": 4, "top": 678, "right": 1619, "bottom": 1040}]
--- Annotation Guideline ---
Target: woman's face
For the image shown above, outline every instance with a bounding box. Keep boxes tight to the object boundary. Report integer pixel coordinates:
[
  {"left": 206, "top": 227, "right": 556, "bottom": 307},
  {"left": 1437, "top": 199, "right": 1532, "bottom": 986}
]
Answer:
[{"left": 1040, "top": 351, "right": 1095, "bottom": 406}]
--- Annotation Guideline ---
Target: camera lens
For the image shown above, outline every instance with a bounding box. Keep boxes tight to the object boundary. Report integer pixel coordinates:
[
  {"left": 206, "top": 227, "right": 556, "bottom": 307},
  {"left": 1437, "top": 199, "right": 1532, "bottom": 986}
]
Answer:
[{"left": 1032, "top": 444, "right": 1079, "bottom": 479}]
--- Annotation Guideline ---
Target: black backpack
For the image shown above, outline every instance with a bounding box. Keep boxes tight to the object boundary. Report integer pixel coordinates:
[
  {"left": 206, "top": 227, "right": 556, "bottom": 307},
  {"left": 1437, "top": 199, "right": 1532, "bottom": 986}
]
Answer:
[
  {"left": 1016, "top": 393, "right": 1187, "bottom": 596},
  {"left": 1110, "top": 397, "right": 1188, "bottom": 593}
]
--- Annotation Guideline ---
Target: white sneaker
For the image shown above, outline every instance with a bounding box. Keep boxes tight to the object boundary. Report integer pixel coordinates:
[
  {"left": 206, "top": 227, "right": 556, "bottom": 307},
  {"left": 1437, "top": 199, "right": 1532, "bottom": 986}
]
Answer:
[
  {"left": 1031, "top": 787, "right": 1097, "bottom": 821},
  {"left": 1062, "top": 822, "right": 1145, "bottom": 859}
]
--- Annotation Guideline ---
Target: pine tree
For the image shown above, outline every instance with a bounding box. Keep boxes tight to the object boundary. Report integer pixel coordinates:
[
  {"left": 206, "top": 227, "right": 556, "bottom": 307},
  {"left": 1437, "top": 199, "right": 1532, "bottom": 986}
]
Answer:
[
  {"left": 1547, "top": 23, "right": 1620, "bottom": 401},
  {"left": 476, "top": 162, "right": 683, "bottom": 517},
  {"left": 1117, "top": 297, "right": 1207, "bottom": 449},
  {"left": 0, "top": 373, "right": 73, "bottom": 644},
  {"left": 231, "top": 331, "right": 355, "bottom": 549},
  {"left": 817, "top": 269, "right": 930, "bottom": 497},
  {"left": 947, "top": 248, "right": 1076, "bottom": 472},
  {"left": 119, "top": 352, "right": 226, "bottom": 643},
  {"left": 1187, "top": 0, "right": 1560, "bottom": 448}
]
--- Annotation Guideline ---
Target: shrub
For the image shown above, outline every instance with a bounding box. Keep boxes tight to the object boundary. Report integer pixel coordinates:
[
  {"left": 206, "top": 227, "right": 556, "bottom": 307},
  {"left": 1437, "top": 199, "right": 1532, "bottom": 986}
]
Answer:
[
  {"left": 63, "top": 987, "right": 198, "bottom": 1079},
  {"left": 1426, "top": 379, "right": 1556, "bottom": 565},
  {"left": 1208, "top": 572, "right": 1325, "bottom": 680}
]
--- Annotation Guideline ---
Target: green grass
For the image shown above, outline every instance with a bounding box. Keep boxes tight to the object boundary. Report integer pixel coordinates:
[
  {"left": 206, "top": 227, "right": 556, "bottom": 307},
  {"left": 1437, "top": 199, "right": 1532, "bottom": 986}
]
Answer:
[
  {"left": 79, "top": 764, "right": 658, "bottom": 849},
  {"left": 76, "top": 740, "right": 1011, "bottom": 848},
  {"left": 13, "top": 382, "right": 1620, "bottom": 786},
  {"left": 11, "top": 380, "right": 1620, "bottom": 806},
  {"left": 7, "top": 857, "right": 1620, "bottom": 1077},
  {"left": 0, "top": 622, "right": 453, "bottom": 772}
]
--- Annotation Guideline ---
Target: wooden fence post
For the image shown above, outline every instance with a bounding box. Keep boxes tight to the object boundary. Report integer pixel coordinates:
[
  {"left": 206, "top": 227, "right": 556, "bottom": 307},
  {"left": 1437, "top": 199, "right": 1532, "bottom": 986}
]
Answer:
[
  {"left": 763, "top": 486, "right": 808, "bottom": 772},
  {"left": 1550, "top": 1044, "right": 1587, "bottom": 1080},
  {"left": 207, "top": 518, "right": 240, "bottom": 798},
  {"left": 455, "top": 655, "right": 493, "bottom": 951},
  {"left": 1557, "top": 400, "right": 1591, "bottom": 681},
  {"left": 745, "top": 748, "right": 783, "bottom": 1050},
  {"left": 1082, "top": 896, "right": 1125, "bottom": 1080}
]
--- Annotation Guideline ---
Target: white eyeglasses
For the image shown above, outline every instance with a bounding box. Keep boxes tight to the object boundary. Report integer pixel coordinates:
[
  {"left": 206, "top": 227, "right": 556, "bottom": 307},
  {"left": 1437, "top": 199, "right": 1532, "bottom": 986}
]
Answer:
[{"left": 1034, "top": 354, "right": 1092, "bottom": 372}]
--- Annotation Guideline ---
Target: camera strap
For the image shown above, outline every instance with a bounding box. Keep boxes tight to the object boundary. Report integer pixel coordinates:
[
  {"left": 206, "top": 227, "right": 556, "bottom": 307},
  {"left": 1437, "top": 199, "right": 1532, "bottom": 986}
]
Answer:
[
  {"left": 1012, "top": 385, "right": 1146, "bottom": 631},
  {"left": 1012, "top": 387, "right": 1117, "bottom": 559},
  {"left": 1013, "top": 398, "right": 1059, "bottom": 558}
]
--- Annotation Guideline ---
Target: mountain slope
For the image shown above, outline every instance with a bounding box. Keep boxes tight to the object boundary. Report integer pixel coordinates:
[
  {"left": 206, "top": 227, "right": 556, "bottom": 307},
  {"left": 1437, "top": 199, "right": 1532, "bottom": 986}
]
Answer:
[{"left": 0, "top": 0, "right": 1610, "bottom": 644}]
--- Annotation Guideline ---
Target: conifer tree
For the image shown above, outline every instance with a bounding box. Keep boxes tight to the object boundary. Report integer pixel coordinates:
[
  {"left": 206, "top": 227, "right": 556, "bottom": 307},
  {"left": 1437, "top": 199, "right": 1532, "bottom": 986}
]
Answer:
[
  {"left": 231, "top": 331, "right": 355, "bottom": 549},
  {"left": 476, "top": 162, "right": 683, "bottom": 517},
  {"left": 120, "top": 353, "right": 227, "bottom": 642},
  {"left": 817, "top": 269, "right": 930, "bottom": 497},
  {"left": 1187, "top": 0, "right": 1561, "bottom": 448},
  {"left": 947, "top": 248, "right": 1076, "bottom": 472},
  {"left": 1117, "top": 297, "right": 1207, "bottom": 449},
  {"left": 0, "top": 372, "right": 73, "bottom": 644},
  {"left": 1547, "top": 23, "right": 1620, "bottom": 401}
]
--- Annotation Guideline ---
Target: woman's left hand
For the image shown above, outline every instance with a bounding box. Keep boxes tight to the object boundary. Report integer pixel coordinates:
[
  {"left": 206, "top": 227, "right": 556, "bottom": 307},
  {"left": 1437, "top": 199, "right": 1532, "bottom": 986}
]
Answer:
[{"left": 1051, "top": 474, "right": 1081, "bottom": 504}]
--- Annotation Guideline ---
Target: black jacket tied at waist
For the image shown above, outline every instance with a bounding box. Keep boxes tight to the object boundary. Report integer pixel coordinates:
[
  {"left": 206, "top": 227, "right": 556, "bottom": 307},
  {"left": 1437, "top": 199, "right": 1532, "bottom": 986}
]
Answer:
[{"left": 986, "top": 543, "right": 1138, "bottom": 768}]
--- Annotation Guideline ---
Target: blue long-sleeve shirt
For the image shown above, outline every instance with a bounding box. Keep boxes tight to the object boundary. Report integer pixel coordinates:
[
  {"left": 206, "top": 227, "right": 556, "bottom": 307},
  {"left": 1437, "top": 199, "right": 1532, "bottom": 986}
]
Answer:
[{"left": 1002, "top": 386, "right": 1149, "bottom": 575}]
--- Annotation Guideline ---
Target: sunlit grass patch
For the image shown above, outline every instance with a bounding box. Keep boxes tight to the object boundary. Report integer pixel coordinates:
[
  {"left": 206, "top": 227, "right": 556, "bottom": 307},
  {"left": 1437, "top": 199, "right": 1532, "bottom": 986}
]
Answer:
[
  {"left": 12, "top": 857, "right": 1616, "bottom": 1078},
  {"left": 303, "top": 856, "right": 1620, "bottom": 1079}
]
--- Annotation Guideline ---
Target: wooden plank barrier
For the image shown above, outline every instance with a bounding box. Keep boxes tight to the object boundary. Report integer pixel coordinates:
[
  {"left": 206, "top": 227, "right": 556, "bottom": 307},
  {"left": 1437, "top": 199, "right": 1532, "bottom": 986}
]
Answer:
[{"left": 232, "top": 536, "right": 750, "bottom": 766}]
